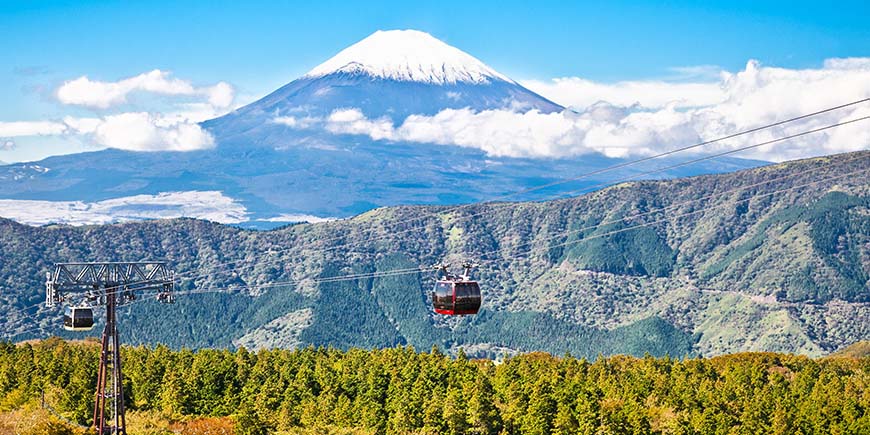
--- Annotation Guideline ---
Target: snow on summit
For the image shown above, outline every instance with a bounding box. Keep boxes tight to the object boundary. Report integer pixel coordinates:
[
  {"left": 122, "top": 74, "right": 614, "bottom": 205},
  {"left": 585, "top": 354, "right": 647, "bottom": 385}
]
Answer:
[{"left": 304, "top": 29, "right": 513, "bottom": 85}]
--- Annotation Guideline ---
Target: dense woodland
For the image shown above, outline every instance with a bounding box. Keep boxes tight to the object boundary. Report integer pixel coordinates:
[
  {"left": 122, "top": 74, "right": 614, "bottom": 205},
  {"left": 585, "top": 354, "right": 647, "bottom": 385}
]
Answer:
[{"left": 1, "top": 339, "right": 868, "bottom": 435}]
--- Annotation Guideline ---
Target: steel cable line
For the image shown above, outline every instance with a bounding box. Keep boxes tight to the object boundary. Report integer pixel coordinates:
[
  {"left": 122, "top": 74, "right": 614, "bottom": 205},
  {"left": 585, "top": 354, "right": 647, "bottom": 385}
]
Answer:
[
  {"left": 34, "top": 154, "right": 865, "bottom": 323},
  {"left": 51, "top": 101, "right": 870, "bottom": 302},
  {"left": 3, "top": 104, "right": 868, "bottom": 333},
  {"left": 3, "top": 124, "right": 868, "bottom": 338},
  {"left": 3, "top": 309, "right": 55, "bottom": 339},
  {"left": 127, "top": 112, "right": 870, "bottom": 290},
  {"left": 91, "top": 102, "right": 870, "bottom": 300},
  {"left": 1, "top": 264, "right": 429, "bottom": 339},
  {"left": 7, "top": 117, "right": 868, "bottom": 329},
  {"left": 7, "top": 162, "right": 865, "bottom": 341},
  {"left": 1, "top": 266, "right": 433, "bottom": 339},
  {"left": 130, "top": 99, "right": 870, "bottom": 287}
]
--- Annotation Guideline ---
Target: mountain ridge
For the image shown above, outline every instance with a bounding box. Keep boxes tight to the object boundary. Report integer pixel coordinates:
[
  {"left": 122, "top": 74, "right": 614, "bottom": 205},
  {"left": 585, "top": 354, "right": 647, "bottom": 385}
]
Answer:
[{"left": 1, "top": 150, "right": 867, "bottom": 357}]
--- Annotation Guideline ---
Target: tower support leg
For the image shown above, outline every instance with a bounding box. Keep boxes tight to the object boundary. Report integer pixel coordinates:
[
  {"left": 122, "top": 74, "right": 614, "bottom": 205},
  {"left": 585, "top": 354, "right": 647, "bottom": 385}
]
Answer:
[{"left": 93, "top": 291, "right": 126, "bottom": 435}]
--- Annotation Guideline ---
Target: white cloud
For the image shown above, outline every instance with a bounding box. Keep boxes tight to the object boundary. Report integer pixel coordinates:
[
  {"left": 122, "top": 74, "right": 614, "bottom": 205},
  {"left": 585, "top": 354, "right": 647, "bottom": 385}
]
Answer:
[
  {"left": 324, "top": 106, "right": 698, "bottom": 159},
  {"left": 0, "top": 121, "right": 67, "bottom": 137},
  {"left": 823, "top": 57, "right": 870, "bottom": 70},
  {"left": 1, "top": 139, "right": 14, "bottom": 151},
  {"left": 326, "top": 109, "right": 394, "bottom": 140},
  {"left": 205, "top": 81, "right": 235, "bottom": 108},
  {"left": 319, "top": 58, "right": 870, "bottom": 161},
  {"left": 398, "top": 109, "right": 584, "bottom": 158},
  {"left": 56, "top": 69, "right": 234, "bottom": 109},
  {"left": 80, "top": 112, "right": 214, "bottom": 152},
  {"left": 521, "top": 77, "right": 727, "bottom": 109},
  {"left": 0, "top": 191, "right": 248, "bottom": 226},
  {"left": 1, "top": 114, "right": 214, "bottom": 152},
  {"left": 273, "top": 115, "right": 322, "bottom": 129},
  {"left": 257, "top": 213, "right": 338, "bottom": 223},
  {"left": 0, "top": 69, "right": 234, "bottom": 154},
  {"left": 61, "top": 116, "right": 101, "bottom": 134}
]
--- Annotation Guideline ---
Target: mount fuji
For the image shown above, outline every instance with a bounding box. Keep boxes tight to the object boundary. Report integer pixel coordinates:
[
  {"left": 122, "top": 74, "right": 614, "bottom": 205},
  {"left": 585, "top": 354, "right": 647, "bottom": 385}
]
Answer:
[
  {"left": 0, "top": 30, "right": 763, "bottom": 227},
  {"left": 204, "top": 30, "right": 562, "bottom": 145}
]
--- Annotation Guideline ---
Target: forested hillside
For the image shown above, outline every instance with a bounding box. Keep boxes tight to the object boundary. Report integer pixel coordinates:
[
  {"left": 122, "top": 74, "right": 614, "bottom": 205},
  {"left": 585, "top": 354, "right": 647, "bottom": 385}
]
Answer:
[
  {"left": 1, "top": 151, "right": 868, "bottom": 357},
  {"left": 1, "top": 340, "right": 868, "bottom": 435}
]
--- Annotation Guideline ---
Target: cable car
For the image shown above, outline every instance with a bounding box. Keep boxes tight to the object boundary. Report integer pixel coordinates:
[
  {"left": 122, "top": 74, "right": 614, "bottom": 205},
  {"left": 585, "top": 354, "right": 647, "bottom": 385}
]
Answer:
[
  {"left": 431, "top": 262, "right": 482, "bottom": 315},
  {"left": 63, "top": 306, "right": 95, "bottom": 331}
]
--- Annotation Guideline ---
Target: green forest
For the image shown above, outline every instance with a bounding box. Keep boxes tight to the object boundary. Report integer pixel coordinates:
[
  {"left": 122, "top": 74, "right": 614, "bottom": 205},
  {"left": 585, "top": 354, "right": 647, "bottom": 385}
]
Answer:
[{"left": 1, "top": 339, "right": 868, "bottom": 435}]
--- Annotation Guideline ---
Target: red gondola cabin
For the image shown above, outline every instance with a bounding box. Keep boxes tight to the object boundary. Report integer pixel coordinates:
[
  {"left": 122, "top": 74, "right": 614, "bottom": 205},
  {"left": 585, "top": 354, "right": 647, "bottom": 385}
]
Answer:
[{"left": 431, "top": 263, "right": 482, "bottom": 315}]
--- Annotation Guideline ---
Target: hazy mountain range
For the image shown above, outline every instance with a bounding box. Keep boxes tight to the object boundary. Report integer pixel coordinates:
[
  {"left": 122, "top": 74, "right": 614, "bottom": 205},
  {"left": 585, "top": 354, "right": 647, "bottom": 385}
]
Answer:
[{"left": 0, "top": 30, "right": 765, "bottom": 229}]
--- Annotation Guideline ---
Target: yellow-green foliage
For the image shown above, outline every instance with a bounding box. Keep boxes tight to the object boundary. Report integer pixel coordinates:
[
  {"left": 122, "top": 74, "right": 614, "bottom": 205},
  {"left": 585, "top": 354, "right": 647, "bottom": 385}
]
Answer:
[
  {"left": 276, "top": 426, "right": 376, "bottom": 435},
  {"left": 830, "top": 341, "right": 870, "bottom": 358},
  {"left": 126, "top": 409, "right": 174, "bottom": 435},
  {"left": 1, "top": 340, "right": 869, "bottom": 435},
  {"left": 0, "top": 402, "right": 83, "bottom": 435}
]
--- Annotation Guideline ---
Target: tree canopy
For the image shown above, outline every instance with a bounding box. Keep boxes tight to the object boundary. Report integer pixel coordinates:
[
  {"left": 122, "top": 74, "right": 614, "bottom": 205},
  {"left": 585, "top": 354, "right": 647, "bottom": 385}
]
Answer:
[{"left": 1, "top": 339, "right": 868, "bottom": 434}]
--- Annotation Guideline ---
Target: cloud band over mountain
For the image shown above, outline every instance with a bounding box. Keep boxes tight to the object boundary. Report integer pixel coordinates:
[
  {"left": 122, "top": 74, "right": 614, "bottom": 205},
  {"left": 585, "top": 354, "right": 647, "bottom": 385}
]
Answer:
[
  {"left": 306, "top": 59, "right": 870, "bottom": 161},
  {"left": 2, "top": 31, "right": 868, "bottom": 162}
]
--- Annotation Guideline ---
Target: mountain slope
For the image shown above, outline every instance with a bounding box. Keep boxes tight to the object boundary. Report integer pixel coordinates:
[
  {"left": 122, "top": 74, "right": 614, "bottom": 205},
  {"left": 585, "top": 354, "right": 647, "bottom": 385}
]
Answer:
[
  {"left": 828, "top": 341, "right": 870, "bottom": 358},
  {"left": 1, "top": 151, "right": 867, "bottom": 357},
  {"left": 0, "top": 30, "right": 762, "bottom": 226}
]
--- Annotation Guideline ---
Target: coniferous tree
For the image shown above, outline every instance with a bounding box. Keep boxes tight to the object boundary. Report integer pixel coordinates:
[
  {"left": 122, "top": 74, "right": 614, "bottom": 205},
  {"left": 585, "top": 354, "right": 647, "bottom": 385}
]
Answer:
[
  {"left": 442, "top": 384, "right": 468, "bottom": 435},
  {"left": 466, "top": 373, "right": 501, "bottom": 435},
  {"left": 523, "top": 378, "right": 556, "bottom": 435},
  {"left": 158, "top": 368, "right": 188, "bottom": 418}
]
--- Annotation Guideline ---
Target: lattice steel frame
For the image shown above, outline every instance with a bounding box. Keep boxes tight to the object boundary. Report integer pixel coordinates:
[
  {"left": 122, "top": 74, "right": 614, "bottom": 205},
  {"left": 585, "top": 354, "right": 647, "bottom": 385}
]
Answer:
[{"left": 46, "top": 262, "right": 174, "bottom": 435}]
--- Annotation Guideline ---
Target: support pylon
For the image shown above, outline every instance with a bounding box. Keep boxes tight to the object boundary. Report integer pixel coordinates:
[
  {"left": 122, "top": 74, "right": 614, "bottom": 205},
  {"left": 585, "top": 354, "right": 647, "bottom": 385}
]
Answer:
[
  {"left": 46, "top": 263, "right": 174, "bottom": 435},
  {"left": 93, "top": 291, "right": 127, "bottom": 435}
]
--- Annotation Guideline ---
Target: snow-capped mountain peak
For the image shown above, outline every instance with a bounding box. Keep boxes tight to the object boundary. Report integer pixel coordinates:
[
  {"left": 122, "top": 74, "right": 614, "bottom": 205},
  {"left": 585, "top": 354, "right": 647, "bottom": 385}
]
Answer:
[{"left": 304, "top": 29, "right": 513, "bottom": 85}]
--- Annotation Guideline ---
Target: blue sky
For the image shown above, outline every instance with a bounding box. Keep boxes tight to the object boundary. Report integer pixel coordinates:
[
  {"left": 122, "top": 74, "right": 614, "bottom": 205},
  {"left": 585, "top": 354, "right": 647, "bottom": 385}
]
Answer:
[{"left": 1, "top": 0, "right": 869, "bottom": 162}]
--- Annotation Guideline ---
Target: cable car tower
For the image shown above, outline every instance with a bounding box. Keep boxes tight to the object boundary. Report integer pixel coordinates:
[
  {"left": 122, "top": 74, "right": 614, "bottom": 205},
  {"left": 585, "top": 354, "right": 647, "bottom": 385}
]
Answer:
[{"left": 45, "top": 262, "right": 175, "bottom": 435}]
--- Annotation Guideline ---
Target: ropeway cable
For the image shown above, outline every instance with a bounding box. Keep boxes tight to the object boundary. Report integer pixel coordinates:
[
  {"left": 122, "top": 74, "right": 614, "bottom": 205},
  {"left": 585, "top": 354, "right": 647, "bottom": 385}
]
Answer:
[
  {"left": 130, "top": 99, "right": 870, "bottom": 286},
  {"left": 3, "top": 105, "right": 869, "bottom": 334},
  {"left": 90, "top": 104, "right": 870, "bottom": 298},
  {"left": 6, "top": 117, "right": 869, "bottom": 333},
  {"left": 120, "top": 112, "right": 870, "bottom": 290},
  {"left": 39, "top": 100, "right": 870, "bottom": 300},
  {"left": 3, "top": 117, "right": 870, "bottom": 336},
  {"left": 7, "top": 161, "right": 866, "bottom": 341}
]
